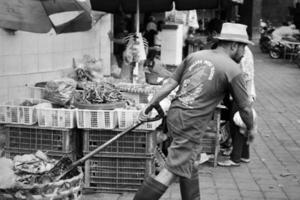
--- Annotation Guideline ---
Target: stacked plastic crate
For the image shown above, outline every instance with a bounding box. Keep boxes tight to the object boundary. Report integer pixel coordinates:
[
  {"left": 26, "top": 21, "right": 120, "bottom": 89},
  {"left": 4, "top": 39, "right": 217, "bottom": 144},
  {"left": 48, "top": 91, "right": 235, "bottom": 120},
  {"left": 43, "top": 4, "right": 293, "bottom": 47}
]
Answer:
[
  {"left": 82, "top": 129, "right": 156, "bottom": 193},
  {"left": 79, "top": 83, "right": 161, "bottom": 192},
  {"left": 0, "top": 97, "right": 78, "bottom": 161},
  {"left": 4, "top": 125, "right": 77, "bottom": 160}
]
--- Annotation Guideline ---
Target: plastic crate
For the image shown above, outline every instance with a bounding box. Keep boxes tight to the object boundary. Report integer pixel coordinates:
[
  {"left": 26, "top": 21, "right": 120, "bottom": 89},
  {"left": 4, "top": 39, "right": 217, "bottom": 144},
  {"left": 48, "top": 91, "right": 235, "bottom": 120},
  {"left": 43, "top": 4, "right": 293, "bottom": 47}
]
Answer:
[
  {"left": 116, "top": 109, "right": 161, "bottom": 130},
  {"left": 5, "top": 148, "right": 76, "bottom": 161},
  {"left": 84, "top": 155, "right": 155, "bottom": 193},
  {"left": 83, "top": 129, "right": 156, "bottom": 155},
  {"left": 0, "top": 98, "right": 48, "bottom": 125},
  {"left": 38, "top": 108, "right": 76, "bottom": 128},
  {"left": 76, "top": 109, "right": 118, "bottom": 129},
  {"left": 4, "top": 124, "right": 77, "bottom": 153}
]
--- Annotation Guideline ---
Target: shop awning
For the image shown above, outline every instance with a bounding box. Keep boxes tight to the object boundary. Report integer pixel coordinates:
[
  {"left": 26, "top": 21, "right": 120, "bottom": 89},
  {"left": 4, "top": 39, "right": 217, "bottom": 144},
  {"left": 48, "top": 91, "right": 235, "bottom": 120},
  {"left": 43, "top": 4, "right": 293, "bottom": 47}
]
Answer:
[{"left": 90, "top": 0, "right": 219, "bottom": 13}]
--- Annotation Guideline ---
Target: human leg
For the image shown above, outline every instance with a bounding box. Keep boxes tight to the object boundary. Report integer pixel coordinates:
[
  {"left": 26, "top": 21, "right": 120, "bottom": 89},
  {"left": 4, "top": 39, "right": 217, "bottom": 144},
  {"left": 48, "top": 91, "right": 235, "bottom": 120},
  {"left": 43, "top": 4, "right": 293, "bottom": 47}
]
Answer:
[
  {"left": 165, "top": 133, "right": 201, "bottom": 199},
  {"left": 134, "top": 130, "right": 201, "bottom": 200},
  {"left": 240, "top": 142, "right": 250, "bottom": 162},
  {"left": 218, "top": 102, "right": 245, "bottom": 166},
  {"left": 229, "top": 125, "right": 247, "bottom": 163},
  {"left": 133, "top": 168, "right": 176, "bottom": 200},
  {"left": 179, "top": 167, "right": 200, "bottom": 200}
]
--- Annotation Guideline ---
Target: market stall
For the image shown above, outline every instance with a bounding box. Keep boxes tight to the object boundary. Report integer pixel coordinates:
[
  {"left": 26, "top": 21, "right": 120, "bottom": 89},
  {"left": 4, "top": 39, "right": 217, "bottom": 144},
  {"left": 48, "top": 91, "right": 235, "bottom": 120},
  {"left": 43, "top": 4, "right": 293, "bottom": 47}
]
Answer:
[
  {"left": 0, "top": 0, "right": 230, "bottom": 197},
  {"left": 0, "top": 58, "right": 165, "bottom": 193}
]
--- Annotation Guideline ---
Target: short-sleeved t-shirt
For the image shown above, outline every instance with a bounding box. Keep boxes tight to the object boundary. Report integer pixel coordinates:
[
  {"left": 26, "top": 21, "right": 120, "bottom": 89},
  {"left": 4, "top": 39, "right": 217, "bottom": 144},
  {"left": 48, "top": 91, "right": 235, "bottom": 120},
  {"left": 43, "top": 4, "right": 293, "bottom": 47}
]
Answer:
[{"left": 167, "top": 50, "right": 250, "bottom": 143}]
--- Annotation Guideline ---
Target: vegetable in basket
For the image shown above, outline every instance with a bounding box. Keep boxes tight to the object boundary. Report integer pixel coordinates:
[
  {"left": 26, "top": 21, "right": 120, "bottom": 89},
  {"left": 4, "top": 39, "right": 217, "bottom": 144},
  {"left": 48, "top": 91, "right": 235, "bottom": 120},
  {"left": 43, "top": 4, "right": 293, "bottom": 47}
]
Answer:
[
  {"left": 74, "top": 82, "right": 126, "bottom": 104},
  {"left": 44, "top": 78, "right": 77, "bottom": 107}
]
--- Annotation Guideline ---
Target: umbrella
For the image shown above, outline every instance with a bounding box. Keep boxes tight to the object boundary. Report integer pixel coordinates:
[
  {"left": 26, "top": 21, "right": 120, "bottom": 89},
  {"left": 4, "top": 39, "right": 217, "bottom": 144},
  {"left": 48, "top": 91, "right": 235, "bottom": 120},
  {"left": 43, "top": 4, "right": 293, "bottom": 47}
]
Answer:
[
  {"left": 90, "top": 0, "right": 219, "bottom": 82},
  {"left": 90, "top": 0, "right": 219, "bottom": 32},
  {"left": 90, "top": 0, "right": 219, "bottom": 13},
  {"left": 0, "top": 0, "right": 92, "bottom": 34}
]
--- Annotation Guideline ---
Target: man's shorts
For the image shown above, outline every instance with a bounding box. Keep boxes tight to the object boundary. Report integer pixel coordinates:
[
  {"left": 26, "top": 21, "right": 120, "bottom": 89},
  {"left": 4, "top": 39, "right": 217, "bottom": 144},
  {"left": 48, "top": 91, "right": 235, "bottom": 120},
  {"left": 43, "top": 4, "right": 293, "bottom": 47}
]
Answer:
[{"left": 165, "top": 131, "right": 202, "bottom": 179}]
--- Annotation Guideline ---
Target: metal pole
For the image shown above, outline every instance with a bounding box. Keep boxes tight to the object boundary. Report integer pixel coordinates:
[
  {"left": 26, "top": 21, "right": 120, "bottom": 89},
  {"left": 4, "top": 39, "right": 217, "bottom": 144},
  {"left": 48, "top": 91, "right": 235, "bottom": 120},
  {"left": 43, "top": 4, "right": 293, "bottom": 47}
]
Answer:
[
  {"left": 136, "top": 0, "right": 140, "bottom": 33},
  {"left": 133, "top": 0, "right": 140, "bottom": 83}
]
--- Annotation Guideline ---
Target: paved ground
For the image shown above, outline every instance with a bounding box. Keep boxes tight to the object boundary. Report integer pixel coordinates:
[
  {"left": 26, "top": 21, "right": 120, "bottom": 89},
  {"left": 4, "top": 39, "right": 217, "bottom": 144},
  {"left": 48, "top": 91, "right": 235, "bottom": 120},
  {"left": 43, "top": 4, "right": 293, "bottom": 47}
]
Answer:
[{"left": 83, "top": 43, "right": 300, "bottom": 200}]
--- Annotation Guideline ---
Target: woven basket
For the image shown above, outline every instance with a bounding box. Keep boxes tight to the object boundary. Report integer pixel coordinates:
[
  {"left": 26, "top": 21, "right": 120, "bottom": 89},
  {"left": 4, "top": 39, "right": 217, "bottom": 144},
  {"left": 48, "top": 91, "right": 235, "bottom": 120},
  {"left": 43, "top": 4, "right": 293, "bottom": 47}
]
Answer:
[{"left": 0, "top": 167, "right": 83, "bottom": 200}]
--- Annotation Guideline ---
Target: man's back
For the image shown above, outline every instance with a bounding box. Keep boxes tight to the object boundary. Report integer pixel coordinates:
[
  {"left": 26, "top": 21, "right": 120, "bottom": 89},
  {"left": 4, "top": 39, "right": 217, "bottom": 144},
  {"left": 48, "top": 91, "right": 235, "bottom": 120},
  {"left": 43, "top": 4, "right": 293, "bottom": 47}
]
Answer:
[{"left": 167, "top": 49, "right": 244, "bottom": 142}]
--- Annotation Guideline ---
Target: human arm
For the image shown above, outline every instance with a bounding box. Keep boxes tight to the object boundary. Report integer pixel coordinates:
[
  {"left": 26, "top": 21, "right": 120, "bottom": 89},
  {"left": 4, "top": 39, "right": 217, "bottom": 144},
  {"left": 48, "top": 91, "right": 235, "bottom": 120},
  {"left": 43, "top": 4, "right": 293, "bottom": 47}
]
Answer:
[
  {"left": 247, "top": 79, "right": 256, "bottom": 101},
  {"left": 148, "top": 78, "right": 178, "bottom": 106},
  {"left": 241, "top": 47, "right": 256, "bottom": 101},
  {"left": 139, "top": 78, "right": 179, "bottom": 121},
  {"left": 230, "top": 74, "right": 256, "bottom": 141},
  {"left": 139, "top": 57, "right": 187, "bottom": 121},
  {"left": 108, "top": 31, "right": 127, "bottom": 44}
]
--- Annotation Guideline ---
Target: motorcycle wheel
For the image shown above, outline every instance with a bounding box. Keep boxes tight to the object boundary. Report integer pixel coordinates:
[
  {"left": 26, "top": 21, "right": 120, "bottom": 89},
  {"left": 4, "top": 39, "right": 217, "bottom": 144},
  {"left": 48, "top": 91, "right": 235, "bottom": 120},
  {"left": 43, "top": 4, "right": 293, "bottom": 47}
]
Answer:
[{"left": 269, "top": 48, "right": 281, "bottom": 59}]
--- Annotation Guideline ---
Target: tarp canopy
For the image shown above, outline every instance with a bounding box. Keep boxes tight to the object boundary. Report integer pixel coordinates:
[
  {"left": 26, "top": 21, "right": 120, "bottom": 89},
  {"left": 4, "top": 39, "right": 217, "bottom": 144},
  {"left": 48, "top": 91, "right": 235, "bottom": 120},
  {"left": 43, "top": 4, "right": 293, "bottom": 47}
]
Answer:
[
  {"left": 90, "top": 0, "right": 219, "bottom": 13},
  {"left": 0, "top": 0, "right": 92, "bottom": 34}
]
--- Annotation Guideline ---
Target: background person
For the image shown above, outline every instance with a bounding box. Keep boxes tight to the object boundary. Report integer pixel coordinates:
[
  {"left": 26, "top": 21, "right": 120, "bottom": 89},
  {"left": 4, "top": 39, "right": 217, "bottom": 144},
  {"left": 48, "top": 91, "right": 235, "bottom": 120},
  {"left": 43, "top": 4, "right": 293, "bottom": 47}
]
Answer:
[
  {"left": 218, "top": 45, "right": 257, "bottom": 166},
  {"left": 133, "top": 22, "right": 256, "bottom": 200}
]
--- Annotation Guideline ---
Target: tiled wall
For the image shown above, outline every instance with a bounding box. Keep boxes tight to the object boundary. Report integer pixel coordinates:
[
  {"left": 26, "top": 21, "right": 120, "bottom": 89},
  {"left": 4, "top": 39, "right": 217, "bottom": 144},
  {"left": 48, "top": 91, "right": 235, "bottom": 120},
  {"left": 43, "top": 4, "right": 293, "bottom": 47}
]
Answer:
[{"left": 0, "top": 14, "right": 112, "bottom": 101}]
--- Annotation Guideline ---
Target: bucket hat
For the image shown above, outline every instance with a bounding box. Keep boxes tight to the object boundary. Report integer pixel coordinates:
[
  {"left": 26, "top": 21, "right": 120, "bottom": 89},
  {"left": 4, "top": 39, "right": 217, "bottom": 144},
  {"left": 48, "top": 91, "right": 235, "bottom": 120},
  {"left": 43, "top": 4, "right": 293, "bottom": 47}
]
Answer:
[{"left": 215, "top": 22, "right": 254, "bottom": 45}]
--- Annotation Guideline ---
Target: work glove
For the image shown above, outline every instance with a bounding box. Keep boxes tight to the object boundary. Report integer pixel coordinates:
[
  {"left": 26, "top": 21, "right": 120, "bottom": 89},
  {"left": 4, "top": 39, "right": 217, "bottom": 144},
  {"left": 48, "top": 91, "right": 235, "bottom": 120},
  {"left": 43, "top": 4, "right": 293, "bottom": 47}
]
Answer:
[{"left": 138, "top": 104, "right": 152, "bottom": 122}]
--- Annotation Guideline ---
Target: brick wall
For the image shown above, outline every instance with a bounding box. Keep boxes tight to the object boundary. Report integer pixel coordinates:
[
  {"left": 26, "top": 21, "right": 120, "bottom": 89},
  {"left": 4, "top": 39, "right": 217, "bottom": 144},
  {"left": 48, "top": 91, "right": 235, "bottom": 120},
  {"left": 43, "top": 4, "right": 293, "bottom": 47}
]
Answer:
[{"left": 0, "top": 14, "right": 112, "bottom": 101}]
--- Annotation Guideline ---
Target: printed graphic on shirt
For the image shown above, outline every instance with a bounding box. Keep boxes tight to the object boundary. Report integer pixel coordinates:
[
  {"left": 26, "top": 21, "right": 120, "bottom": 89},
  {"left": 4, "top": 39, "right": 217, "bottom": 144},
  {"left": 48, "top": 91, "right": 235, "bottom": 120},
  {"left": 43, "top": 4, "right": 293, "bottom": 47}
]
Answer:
[{"left": 177, "top": 60, "right": 215, "bottom": 108}]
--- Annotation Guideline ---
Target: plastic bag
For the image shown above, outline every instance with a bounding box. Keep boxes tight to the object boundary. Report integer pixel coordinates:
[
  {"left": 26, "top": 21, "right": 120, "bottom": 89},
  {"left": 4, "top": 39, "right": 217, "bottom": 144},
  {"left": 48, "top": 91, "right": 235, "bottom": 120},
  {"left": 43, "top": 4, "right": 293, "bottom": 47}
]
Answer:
[
  {"left": 233, "top": 109, "right": 257, "bottom": 128},
  {"left": 44, "top": 78, "right": 77, "bottom": 107},
  {"left": 165, "top": 9, "right": 187, "bottom": 24},
  {"left": 187, "top": 10, "right": 199, "bottom": 29}
]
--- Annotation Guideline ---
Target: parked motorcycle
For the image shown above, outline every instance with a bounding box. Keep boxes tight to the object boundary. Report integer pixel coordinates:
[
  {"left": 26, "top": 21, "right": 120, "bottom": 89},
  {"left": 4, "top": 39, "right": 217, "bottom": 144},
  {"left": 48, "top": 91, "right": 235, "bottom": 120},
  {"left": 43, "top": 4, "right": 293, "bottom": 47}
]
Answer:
[
  {"left": 294, "top": 50, "right": 300, "bottom": 68},
  {"left": 259, "top": 20, "right": 274, "bottom": 53},
  {"left": 269, "top": 39, "right": 300, "bottom": 59},
  {"left": 269, "top": 40, "right": 284, "bottom": 59}
]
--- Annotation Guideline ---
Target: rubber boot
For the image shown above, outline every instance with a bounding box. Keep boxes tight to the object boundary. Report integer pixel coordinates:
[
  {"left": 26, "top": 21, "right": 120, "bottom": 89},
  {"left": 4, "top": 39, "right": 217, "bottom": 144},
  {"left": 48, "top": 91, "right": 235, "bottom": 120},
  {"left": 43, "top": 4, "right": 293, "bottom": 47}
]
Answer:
[
  {"left": 133, "top": 176, "right": 168, "bottom": 200},
  {"left": 179, "top": 168, "right": 200, "bottom": 200}
]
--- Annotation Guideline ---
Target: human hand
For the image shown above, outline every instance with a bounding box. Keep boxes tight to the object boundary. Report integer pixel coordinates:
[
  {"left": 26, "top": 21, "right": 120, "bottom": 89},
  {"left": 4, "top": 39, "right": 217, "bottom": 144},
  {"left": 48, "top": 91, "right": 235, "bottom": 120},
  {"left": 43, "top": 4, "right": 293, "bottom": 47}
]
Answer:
[
  {"left": 246, "top": 127, "right": 257, "bottom": 144},
  {"left": 138, "top": 105, "right": 152, "bottom": 122}
]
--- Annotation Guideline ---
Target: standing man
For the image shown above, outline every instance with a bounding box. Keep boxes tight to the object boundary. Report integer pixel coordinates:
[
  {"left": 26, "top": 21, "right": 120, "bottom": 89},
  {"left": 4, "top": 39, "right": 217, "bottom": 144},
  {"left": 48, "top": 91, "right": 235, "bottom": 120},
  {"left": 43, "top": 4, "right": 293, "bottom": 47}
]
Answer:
[
  {"left": 134, "top": 23, "right": 256, "bottom": 200},
  {"left": 218, "top": 45, "right": 257, "bottom": 167}
]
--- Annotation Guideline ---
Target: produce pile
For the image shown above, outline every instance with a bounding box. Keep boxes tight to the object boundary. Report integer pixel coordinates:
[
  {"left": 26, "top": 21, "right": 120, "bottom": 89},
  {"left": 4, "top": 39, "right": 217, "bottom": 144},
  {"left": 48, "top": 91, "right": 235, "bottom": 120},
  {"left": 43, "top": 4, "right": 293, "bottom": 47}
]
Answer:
[
  {"left": 74, "top": 82, "right": 126, "bottom": 104},
  {"left": 44, "top": 78, "right": 77, "bottom": 107},
  {"left": 70, "top": 55, "right": 103, "bottom": 83},
  {"left": 0, "top": 151, "right": 82, "bottom": 200},
  {"left": 0, "top": 151, "right": 57, "bottom": 189}
]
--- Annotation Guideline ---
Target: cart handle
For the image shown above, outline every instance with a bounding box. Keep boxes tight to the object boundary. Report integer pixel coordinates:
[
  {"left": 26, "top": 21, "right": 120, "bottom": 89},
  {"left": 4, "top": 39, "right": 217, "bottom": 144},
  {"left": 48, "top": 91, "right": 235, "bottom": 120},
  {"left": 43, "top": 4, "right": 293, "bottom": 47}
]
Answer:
[{"left": 144, "top": 103, "right": 165, "bottom": 122}]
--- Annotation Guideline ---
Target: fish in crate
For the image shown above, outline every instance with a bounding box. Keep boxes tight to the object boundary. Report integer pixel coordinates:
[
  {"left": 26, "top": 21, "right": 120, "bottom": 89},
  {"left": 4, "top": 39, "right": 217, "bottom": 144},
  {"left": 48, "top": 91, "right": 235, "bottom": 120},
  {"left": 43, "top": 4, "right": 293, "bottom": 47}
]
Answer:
[{"left": 0, "top": 150, "right": 83, "bottom": 200}]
